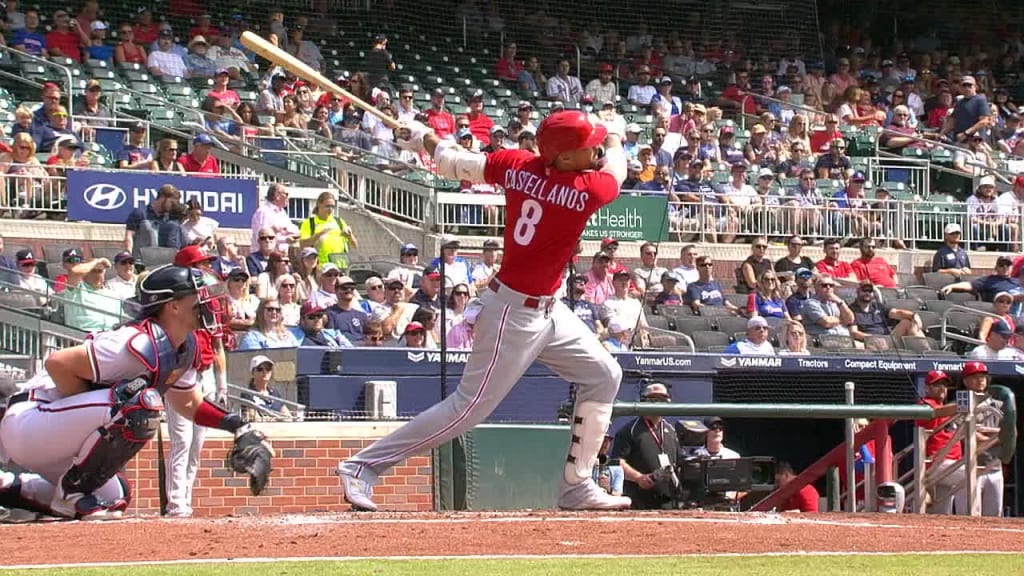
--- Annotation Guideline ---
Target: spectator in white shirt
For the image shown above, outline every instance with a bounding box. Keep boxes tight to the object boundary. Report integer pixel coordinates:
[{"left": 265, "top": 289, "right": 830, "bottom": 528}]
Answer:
[
  {"left": 387, "top": 242, "right": 422, "bottom": 294},
  {"left": 13, "top": 249, "right": 49, "bottom": 306},
  {"left": 105, "top": 251, "right": 138, "bottom": 301},
  {"left": 395, "top": 87, "right": 418, "bottom": 123},
  {"left": 724, "top": 316, "right": 777, "bottom": 355},
  {"left": 256, "top": 74, "right": 287, "bottom": 122},
  {"left": 627, "top": 66, "right": 656, "bottom": 106},
  {"left": 471, "top": 239, "right": 501, "bottom": 293},
  {"left": 672, "top": 244, "right": 699, "bottom": 285},
  {"left": 307, "top": 262, "right": 341, "bottom": 310},
  {"left": 546, "top": 59, "right": 583, "bottom": 104},
  {"left": 969, "top": 320, "right": 1021, "bottom": 360},
  {"left": 209, "top": 32, "right": 254, "bottom": 80},
  {"left": 147, "top": 28, "right": 188, "bottom": 79},
  {"left": 632, "top": 242, "right": 668, "bottom": 294},
  {"left": 585, "top": 63, "right": 618, "bottom": 106},
  {"left": 250, "top": 183, "right": 299, "bottom": 253}
]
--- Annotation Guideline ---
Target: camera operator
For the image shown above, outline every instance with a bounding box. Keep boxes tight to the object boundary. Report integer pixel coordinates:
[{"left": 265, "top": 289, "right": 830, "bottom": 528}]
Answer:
[
  {"left": 690, "top": 416, "right": 744, "bottom": 506},
  {"left": 610, "top": 383, "right": 679, "bottom": 509},
  {"left": 593, "top": 435, "right": 624, "bottom": 496}
]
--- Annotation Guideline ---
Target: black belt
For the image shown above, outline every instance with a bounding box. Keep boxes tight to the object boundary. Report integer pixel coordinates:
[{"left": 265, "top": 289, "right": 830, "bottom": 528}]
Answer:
[{"left": 6, "top": 392, "right": 27, "bottom": 408}]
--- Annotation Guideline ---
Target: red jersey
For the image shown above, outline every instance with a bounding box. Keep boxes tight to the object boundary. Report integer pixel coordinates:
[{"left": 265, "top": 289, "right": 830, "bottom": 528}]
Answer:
[
  {"left": 483, "top": 150, "right": 620, "bottom": 296},
  {"left": 45, "top": 30, "right": 83, "bottom": 62},
  {"left": 180, "top": 153, "right": 220, "bottom": 174},
  {"left": 851, "top": 257, "right": 897, "bottom": 288},
  {"left": 782, "top": 483, "right": 820, "bottom": 512},
  {"left": 467, "top": 111, "right": 494, "bottom": 147},
  {"left": 815, "top": 258, "right": 854, "bottom": 280},
  {"left": 133, "top": 24, "right": 159, "bottom": 45},
  {"left": 424, "top": 108, "right": 456, "bottom": 140},
  {"left": 721, "top": 85, "right": 756, "bottom": 115},
  {"left": 916, "top": 397, "right": 962, "bottom": 461},
  {"left": 810, "top": 129, "right": 843, "bottom": 154}
]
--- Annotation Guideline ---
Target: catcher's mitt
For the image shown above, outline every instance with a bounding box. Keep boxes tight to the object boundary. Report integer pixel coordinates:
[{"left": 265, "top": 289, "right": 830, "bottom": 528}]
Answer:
[{"left": 227, "top": 425, "right": 274, "bottom": 495}]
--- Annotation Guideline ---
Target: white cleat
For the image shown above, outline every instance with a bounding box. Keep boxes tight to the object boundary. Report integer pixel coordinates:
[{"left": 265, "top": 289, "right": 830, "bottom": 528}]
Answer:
[
  {"left": 338, "top": 467, "right": 379, "bottom": 512},
  {"left": 557, "top": 479, "right": 632, "bottom": 510}
]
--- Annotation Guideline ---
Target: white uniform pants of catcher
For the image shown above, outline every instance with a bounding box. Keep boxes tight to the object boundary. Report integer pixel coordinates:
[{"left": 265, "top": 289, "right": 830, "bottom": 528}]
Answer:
[
  {"left": 341, "top": 279, "right": 623, "bottom": 500},
  {"left": 0, "top": 378, "right": 130, "bottom": 514},
  {"left": 164, "top": 369, "right": 214, "bottom": 517}
]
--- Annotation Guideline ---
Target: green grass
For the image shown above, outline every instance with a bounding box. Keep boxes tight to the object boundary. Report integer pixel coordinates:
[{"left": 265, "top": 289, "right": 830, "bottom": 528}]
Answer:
[{"left": 7, "top": 555, "right": 1024, "bottom": 576}]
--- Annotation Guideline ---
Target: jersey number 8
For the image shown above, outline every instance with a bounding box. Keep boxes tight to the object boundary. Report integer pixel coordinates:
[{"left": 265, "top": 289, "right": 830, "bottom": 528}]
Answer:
[{"left": 513, "top": 199, "right": 543, "bottom": 246}]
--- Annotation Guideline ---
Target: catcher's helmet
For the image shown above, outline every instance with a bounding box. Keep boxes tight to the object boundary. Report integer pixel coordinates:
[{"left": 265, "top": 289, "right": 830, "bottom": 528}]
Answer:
[
  {"left": 962, "top": 361, "right": 988, "bottom": 377},
  {"left": 536, "top": 110, "right": 608, "bottom": 165},
  {"left": 134, "top": 264, "right": 223, "bottom": 332}
]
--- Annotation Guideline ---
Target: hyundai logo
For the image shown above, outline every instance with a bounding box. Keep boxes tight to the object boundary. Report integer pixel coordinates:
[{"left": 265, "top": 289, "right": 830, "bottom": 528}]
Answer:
[{"left": 83, "top": 183, "right": 127, "bottom": 210}]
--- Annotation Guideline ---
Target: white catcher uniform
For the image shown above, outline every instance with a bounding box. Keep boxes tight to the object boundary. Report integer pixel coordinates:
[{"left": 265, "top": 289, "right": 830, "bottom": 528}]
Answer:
[{"left": 0, "top": 321, "right": 199, "bottom": 518}]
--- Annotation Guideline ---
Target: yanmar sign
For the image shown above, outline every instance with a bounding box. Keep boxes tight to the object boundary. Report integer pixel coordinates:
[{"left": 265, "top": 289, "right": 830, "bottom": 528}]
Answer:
[{"left": 718, "top": 356, "right": 783, "bottom": 369}]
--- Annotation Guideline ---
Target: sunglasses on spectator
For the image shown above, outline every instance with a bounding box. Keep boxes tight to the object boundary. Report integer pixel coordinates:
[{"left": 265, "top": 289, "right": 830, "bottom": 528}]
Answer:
[
  {"left": 365, "top": 335, "right": 385, "bottom": 342},
  {"left": 259, "top": 235, "right": 275, "bottom": 241},
  {"left": 337, "top": 284, "right": 356, "bottom": 291},
  {"left": 754, "top": 244, "right": 768, "bottom": 249},
  {"left": 254, "top": 365, "right": 272, "bottom": 373},
  {"left": 700, "top": 263, "right": 714, "bottom": 268},
  {"left": 280, "top": 283, "right": 295, "bottom": 288},
  {"left": 453, "top": 290, "right": 470, "bottom": 296},
  {"left": 388, "top": 285, "right": 404, "bottom": 291},
  {"left": 264, "top": 307, "right": 282, "bottom": 313},
  {"left": 304, "top": 313, "right": 323, "bottom": 320}
]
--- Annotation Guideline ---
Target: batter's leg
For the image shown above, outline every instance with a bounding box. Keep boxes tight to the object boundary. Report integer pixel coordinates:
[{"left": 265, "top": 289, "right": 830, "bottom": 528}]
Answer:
[
  {"left": 536, "top": 302, "right": 630, "bottom": 510},
  {"left": 339, "top": 297, "right": 553, "bottom": 511},
  {"left": 164, "top": 396, "right": 195, "bottom": 517}
]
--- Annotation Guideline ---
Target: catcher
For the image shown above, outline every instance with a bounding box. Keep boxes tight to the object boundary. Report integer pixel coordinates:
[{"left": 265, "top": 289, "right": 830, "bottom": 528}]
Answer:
[{"left": 0, "top": 264, "right": 273, "bottom": 520}]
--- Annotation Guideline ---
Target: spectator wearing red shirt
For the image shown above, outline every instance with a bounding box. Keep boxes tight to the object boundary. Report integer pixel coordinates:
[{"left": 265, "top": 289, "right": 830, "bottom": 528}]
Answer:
[
  {"left": 850, "top": 237, "right": 898, "bottom": 288},
  {"left": 775, "top": 461, "right": 819, "bottom": 512},
  {"left": 914, "top": 370, "right": 965, "bottom": 515},
  {"left": 926, "top": 88, "right": 954, "bottom": 130},
  {"left": 423, "top": 88, "right": 455, "bottom": 139},
  {"left": 465, "top": 90, "right": 494, "bottom": 147},
  {"left": 600, "top": 237, "right": 642, "bottom": 298},
  {"left": 815, "top": 238, "right": 856, "bottom": 283},
  {"left": 180, "top": 133, "right": 221, "bottom": 173},
  {"left": 809, "top": 114, "right": 843, "bottom": 154},
  {"left": 45, "top": 9, "right": 88, "bottom": 63},
  {"left": 719, "top": 70, "right": 757, "bottom": 115},
  {"left": 494, "top": 43, "right": 522, "bottom": 82},
  {"left": 133, "top": 7, "right": 160, "bottom": 45}
]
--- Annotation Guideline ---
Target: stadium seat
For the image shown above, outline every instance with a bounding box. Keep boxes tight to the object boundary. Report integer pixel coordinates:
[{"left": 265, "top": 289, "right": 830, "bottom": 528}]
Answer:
[
  {"left": 657, "top": 304, "right": 692, "bottom": 319},
  {"left": 922, "top": 299, "right": 956, "bottom": 315},
  {"left": 941, "top": 292, "right": 977, "bottom": 304},
  {"left": 690, "top": 330, "right": 731, "bottom": 351},
  {"left": 713, "top": 316, "right": 749, "bottom": 336},
  {"left": 900, "top": 336, "right": 934, "bottom": 353},
  {"left": 905, "top": 287, "right": 938, "bottom": 305},
  {"left": 673, "top": 316, "right": 712, "bottom": 335},
  {"left": 646, "top": 314, "right": 671, "bottom": 331},
  {"left": 922, "top": 272, "right": 955, "bottom": 289},
  {"left": 816, "top": 334, "right": 854, "bottom": 350}
]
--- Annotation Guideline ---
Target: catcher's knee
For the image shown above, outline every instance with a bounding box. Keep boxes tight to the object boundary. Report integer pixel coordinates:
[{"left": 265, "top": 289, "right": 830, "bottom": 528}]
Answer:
[{"left": 61, "top": 387, "right": 162, "bottom": 496}]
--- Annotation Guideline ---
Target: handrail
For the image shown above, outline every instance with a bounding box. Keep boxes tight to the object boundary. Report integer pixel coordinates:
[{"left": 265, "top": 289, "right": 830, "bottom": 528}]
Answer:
[
  {"left": 939, "top": 304, "right": 1004, "bottom": 349},
  {"left": 875, "top": 126, "right": 1018, "bottom": 186},
  {"left": 739, "top": 90, "right": 823, "bottom": 129},
  {"left": 119, "top": 84, "right": 206, "bottom": 126},
  {"left": 0, "top": 45, "right": 75, "bottom": 114}
]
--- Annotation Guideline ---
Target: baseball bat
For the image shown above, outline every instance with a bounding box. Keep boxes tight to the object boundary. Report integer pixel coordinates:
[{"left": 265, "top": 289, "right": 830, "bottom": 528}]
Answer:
[
  {"left": 156, "top": 424, "right": 168, "bottom": 515},
  {"left": 239, "top": 31, "right": 400, "bottom": 130}
]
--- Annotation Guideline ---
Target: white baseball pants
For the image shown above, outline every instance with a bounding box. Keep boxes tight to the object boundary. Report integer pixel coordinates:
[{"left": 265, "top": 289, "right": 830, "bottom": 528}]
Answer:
[
  {"left": 164, "top": 369, "right": 215, "bottom": 516},
  {"left": 927, "top": 458, "right": 966, "bottom": 515},
  {"left": 342, "top": 280, "right": 623, "bottom": 482},
  {"left": 953, "top": 466, "right": 1004, "bottom": 517}
]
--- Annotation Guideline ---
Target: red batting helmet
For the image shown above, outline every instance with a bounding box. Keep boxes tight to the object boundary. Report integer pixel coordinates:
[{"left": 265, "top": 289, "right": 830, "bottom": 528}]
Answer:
[
  {"left": 536, "top": 110, "right": 608, "bottom": 165},
  {"left": 924, "top": 370, "right": 951, "bottom": 386},
  {"left": 962, "top": 361, "right": 988, "bottom": 377}
]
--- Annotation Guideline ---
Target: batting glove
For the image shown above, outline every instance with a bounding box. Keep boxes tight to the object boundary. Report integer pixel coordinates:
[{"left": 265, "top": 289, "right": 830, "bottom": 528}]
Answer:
[{"left": 394, "top": 120, "right": 433, "bottom": 152}]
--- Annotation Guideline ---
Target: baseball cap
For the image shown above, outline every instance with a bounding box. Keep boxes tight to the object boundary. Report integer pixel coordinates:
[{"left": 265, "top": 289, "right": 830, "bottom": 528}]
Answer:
[
  {"left": 440, "top": 235, "right": 460, "bottom": 249},
  {"left": 518, "top": 128, "right": 535, "bottom": 140},
  {"left": 659, "top": 76, "right": 673, "bottom": 85},
  {"left": 881, "top": 59, "right": 894, "bottom": 67},
  {"left": 91, "top": 20, "right": 107, "bottom": 31},
  {"left": 227, "top": 267, "right": 250, "bottom": 280},
  {"left": 627, "top": 159, "right": 643, "bottom": 171},
  {"left": 215, "top": 68, "right": 230, "bottom": 76},
  {"left": 993, "top": 291, "right": 1014, "bottom": 302},
  {"left": 468, "top": 89, "right": 485, "bottom": 102},
  {"left": 189, "top": 35, "right": 208, "bottom": 47},
  {"left": 385, "top": 277, "right": 405, "bottom": 288},
  {"left": 612, "top": 270, "right": 631, "bottom": 280},
  {"left": 991, "top": 320, "right": 1013, "bottom": 337},
  {"left": 172, "top": 245, "right": 214, "bottom": 267},
  {"left": 158, "top": 28, "right": 174, "bottom": 38},
  {"left": 817, "top": 274, "right": 837, "bottom": 286},
  {"left": 490, "top": 125, "right": 506, "bottom": 135},
  {"left": 689, "top": 158, "right": 704, "bottom": 168},
  {"left": 626, "top": 123, "right": 642, "bottom": 134},
  {"left": 978, "top": 175, "right": 996, "bottom": 187},
  {"left": 55, "top": 135, "right": 83, "bottom": 150},
  {"left": 404, "top": 321, "right": 426, "bottom": 334},
  {"left": 795, "top": 267, "right": 814, "bottom": 280},
  {"left": 15, "top": 249, "right": 35, "bottom": 266},
  {"left": 114, "top": 251, "right": 135, "bottom": 265},
  {"left": 601, "top": 237, "right": 619, "bottom": 249},
  {"left": 943, "top": 223, "right": 962, "bottom": 235},
  {"left": 661, "top": 270, "right": 683, "bottom": 283},
  {"left": 365, "top": 276, "right": 384, "bottom": 289},
  {"left": 777, "top": 85, "right": 792, "bottom": 94},
  {"left": 747, "top": 316, "right": 769, "bottom": 329},
  {"left": 850, "top": 171, "right": 867, "bottom": 182},
  {"left": 924, "top": 370, "right": 951, "bottom": 386},
  {"left": 751, "top": 124, "right": 767, "bottom": 134},
  {"left": 720, "top": 125, "right": 735, "bottom": 135},
  {"left": 483, "top": 239, "right": 501, "bottom": 250},
  {"left": 300, "top": 246, "right": 319, "bottom": 259},
  {"left": 456, "top": 128, "right": 473, "bottom": 140},
  {"left": 704, "top": 416, "right": 724, "bottom": 428},
  {"left": 335, "top": 275, "right": 356, "bottom": 288},
  {"left": 130, "top": 121, "right": 147, "bottom": 133},
  {"left": 730, "top": 162, "right": 748, "bottom": 172},
  {"left": 517, "top": 101, "right": 533, "bottom": 111},
  {"left": 400, "top": 243, "right": 419, "bottom": 255},
  {"left": 300, "top": 301, "right": 324, "bottom": 316},
  {"left": 642, "top": 382, "right": 670, "bottom": 400},
  {"left": 961, "top": 75, "right": 976, "bottom": 85},
  {"left": 86, "top": 79, "right": 103, "bottom": 91},
  {"left": 194, "top": 133, "right": 214, "bottom": 146},
  {"left": 423, "top": 265, "right": 442, "bottom": 279},
  {"left": 757, "top": 167, "right": 775, "bottom": 179},
  {"left": 600, "top": 63, "right": 614, "bottom": 73},
  {"left": 692, "top": 103, "right": 707, "bottom": 114},
  {"left": 63, "top": 248, "right": 83, "bottom": 263},
  {"left": 250, "top": 355, "right": 274, "bottom": 371},
  {"left": 594, "top": 251, "right": 612, "bottom": 261},
  {"left": 320, "top": 262, "right": 341, "bottom": 275}
]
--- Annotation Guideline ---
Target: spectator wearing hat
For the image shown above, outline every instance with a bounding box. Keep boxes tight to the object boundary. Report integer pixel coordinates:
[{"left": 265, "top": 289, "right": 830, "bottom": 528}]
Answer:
[
  {"left": 102, "top": 251, "right": 137, "bottom": 301},
  {"left": 86, "top": 20, "right": 113, "bottom": 65},
  {"left": 627, "top": 66, "right": 656, "bottom": 106},
  {"left": 716, "top": 125, "right": 745, "bottom": 165},
  {"left": 941, "top": 256, "right": 1021, "bottom": 303},
  {"left": 429, "top": 236, "right": 473, "bottom": 291},
  {"left": 64, "top": 256, "right": 121, "bottom": 332},
  {"left": 409, "top": 265, "right": 445, "bottom": 310},
  {"left": 830, "top": 171, "right": 879, "bottom": 238},
  {"left": 257, "top": 74, "right": 287, "bottom": 121},
  {"left": 850, "top": 237, "right": 898, "bottom": 288},
  {"left": 941, "top": 74, "right": 990, "bottom": 144},
  {"left": 546, "top": 59, "right": 583, "bottom": 105},
  {"left": 518, "top": 127, "right": 537, "bottom": 153},
  {"left": 653, "top": 271, "right": 685, "bottom": 308},
  {"left": 968, "top": 320, "right": 1018, "bottom": 360},
  {"left": 464, "top": 91, "right": 495, "bottom": 147},
  {"left": 50, "top": 247, "right": 84, "bottom": 294},
  {"left": 401, "top": 321, "right": 429, "bottom": 348},
  {"left": 307, "top": 262, "right": 342, "bottom": 310},
  {"left": 387, "top": 243, "right": 422, "bottom": 293},
  {"left": 45, "top": 135, "right": 88, "bottom": 175},
  {"left": 966, "top": 175, "right": 1015, "bottom": 250},
  {"left": 482, "top": 125, "right": 511, "bottom": 153},
  {"left": 365, "top": 33, "right": 394, "bottom": 89},
  {"left": 724, "top": 317, "right": 776, "bottom": 355},
  {"left": 931, "top": 223, "right": 972, "bottom": 279},
  {"left": 583, "top": 251, "right": 616, "bottom": 306},
  {"left": 360, "top": 276, "right": 387, "bottom": 315},
  {"left": 321, "top": 275, "right": 368, "bottom": 343},
  {"left": 11, "top": 9, "right": 46, "bottom": 57},
  {"left": 611, "top": 382, "right": 679, "bottom": 510},
  {"left": 785, "top": 267, "right": 815, "bottom": 320},
  {"left": 650, "top": 76, "right": 682, "bottom": 121},
  {"left": 286, "top": 24, "right": 323, "bottom": 73},
  {"left": 422, "top": 88, "right": 455, "bottom": 140},
  {"left": 561, "top": 273, "right": 604, "bottom": 337},
  {"left": 241, "top": 355, "right": 290, "bottom": 421},
  {"left": 13, "top": 249, "right": 48, "bottom": 305},
  {"left": 622, "top": 123, "right": 643, "bottom": 160},
  {"left": 848, "top": 279, "right": 923, "bottom": 347},
  {"left": 221, "top": 267, "right": 255, "bottom": 334},
  {"left": 372, "top": 277, "right": 420, "bottom": 340},
  {"left": 294, "top": 300, "right": 353, "bottom": 348},
  {"left": 115, "top": 122, "right": 153, "bottom": 169},
  {"left": 602, "top": 268, "right": 649, "bottom": 335},
  {"left": 602, "top": 316, "right": 636, "bottom": 351},
  {"left": 470, "top": 239, "right": 501, "bottom": 293},
  {"left": 743, "top": 123, "right": 777, "bottom": 168},
  {"left": 73, "top": 79, "right": 112, "bottom": 130},
  {"left": 178, "top": 133, "right": 220, "bottom": 174},
  {"left": 206, "top": 69, "right": 241, "bottom": 110},
  {"left": 45, "top": 9, "right": 87, "bottom": 63},
  {"left": 585, "top": 64, "right": 618, "bottom": 107},
  {"left": 148, "top": 27, "right": 188, "bottom": 78}
]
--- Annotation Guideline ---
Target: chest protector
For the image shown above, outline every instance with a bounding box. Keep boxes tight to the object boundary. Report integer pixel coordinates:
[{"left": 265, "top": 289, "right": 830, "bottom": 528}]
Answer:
[{"left": 123, "top": 319, "right": 197, "bottom": 395}]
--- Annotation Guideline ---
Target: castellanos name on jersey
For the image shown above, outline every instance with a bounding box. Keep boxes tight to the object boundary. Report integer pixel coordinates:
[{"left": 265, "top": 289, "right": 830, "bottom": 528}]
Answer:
[{"left": 503, "top": 169, "right": 589, "bottom": 212}]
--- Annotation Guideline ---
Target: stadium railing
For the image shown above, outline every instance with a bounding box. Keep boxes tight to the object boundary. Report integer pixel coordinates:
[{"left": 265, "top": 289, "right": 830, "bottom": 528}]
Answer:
[{"left": 0, "top": 45, "right": 75, "bottom": 113}]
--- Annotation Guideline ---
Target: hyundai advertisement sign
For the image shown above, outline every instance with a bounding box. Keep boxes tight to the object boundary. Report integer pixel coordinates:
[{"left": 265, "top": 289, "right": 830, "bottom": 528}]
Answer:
[{"left": 66, "top": 170, "right": 258, "bottom": 228}]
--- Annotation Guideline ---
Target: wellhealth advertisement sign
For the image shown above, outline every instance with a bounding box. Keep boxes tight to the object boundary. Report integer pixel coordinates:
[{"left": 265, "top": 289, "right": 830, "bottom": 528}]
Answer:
[{"left": 582, "top": 194, "right": 670, "bottom": 242}]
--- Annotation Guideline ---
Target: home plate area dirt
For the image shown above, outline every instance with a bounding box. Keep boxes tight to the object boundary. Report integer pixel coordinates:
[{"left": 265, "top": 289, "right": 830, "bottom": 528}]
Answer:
[{"left": 2, "top": 511, "right": 1024, "bottom": 564}]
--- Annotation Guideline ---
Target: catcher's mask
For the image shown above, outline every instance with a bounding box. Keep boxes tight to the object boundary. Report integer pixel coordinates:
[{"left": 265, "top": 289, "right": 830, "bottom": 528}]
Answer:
[{"left": 130, "top": 264, "right": 226, "bottom": 333}]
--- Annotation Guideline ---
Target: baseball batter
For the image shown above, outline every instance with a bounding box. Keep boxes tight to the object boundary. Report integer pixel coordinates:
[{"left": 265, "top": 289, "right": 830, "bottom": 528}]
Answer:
[
  {"left": 0, "top": 265, "right": 272, "bottom": 519},
  {"left": 339, "top": 110, "right": 632, "bottom": 511}
]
